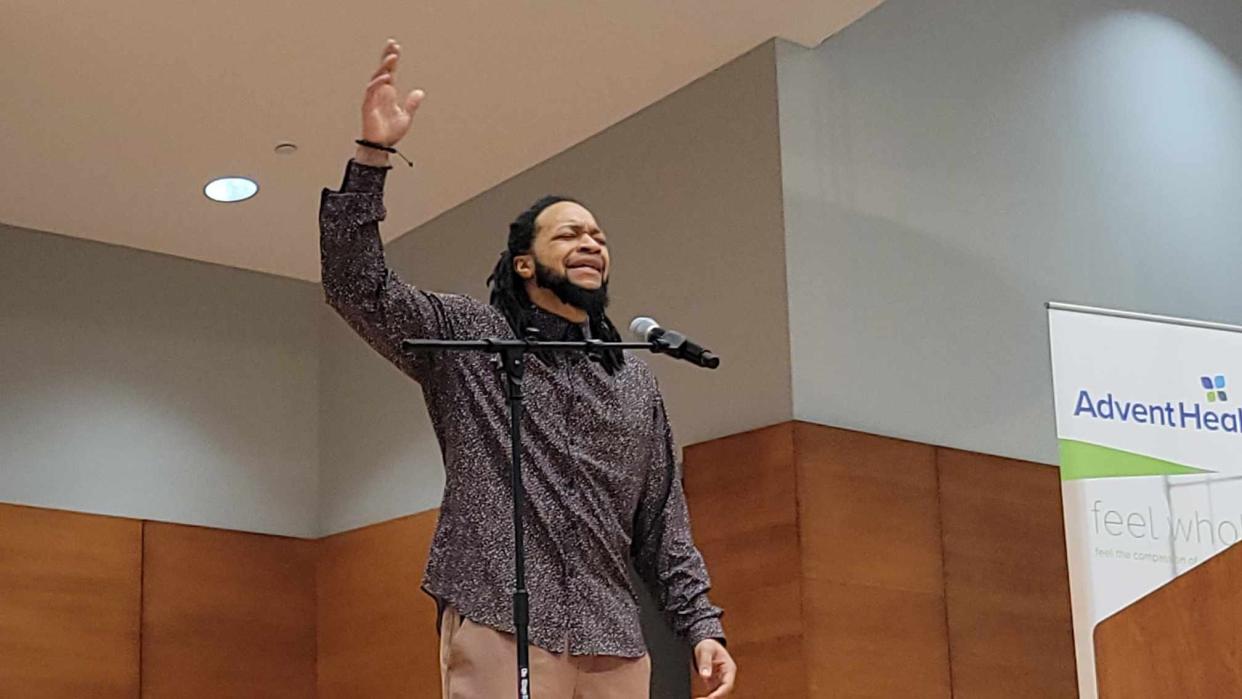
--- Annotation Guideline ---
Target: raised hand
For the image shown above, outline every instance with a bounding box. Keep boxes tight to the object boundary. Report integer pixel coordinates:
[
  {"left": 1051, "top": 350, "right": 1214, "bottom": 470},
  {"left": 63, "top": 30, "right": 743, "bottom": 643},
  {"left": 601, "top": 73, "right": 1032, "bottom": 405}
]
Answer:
[{"left": 357, "top": 39, "right": 425, "bottom": 163}]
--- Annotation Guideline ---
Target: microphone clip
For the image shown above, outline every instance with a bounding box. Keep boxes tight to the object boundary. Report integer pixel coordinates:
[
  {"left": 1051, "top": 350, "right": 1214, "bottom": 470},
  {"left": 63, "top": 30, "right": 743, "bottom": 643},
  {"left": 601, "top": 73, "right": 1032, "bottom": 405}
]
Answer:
[{"left": 647, "top": 328, "right": 720, "bottom": 369}]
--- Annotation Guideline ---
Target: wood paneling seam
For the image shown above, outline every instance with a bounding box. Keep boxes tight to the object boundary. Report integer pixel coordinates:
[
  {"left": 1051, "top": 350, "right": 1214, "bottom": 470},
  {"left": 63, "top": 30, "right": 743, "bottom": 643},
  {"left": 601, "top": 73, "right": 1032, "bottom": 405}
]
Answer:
[
  {"left": 790, "top": 422, "right": 811, "bottom": 699},
  {"left": 138, "top": 520, "right": 145, "bottom": 699},
  {"left": 933, "top": 447, "right": 957, "bottom": 698}
]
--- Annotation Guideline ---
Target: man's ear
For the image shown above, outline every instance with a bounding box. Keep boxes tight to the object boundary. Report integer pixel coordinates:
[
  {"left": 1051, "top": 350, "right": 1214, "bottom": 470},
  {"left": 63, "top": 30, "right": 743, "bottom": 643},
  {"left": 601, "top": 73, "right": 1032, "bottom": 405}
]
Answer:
[{"left": 514, "top": 254, "right": 535, "bottom": 281}]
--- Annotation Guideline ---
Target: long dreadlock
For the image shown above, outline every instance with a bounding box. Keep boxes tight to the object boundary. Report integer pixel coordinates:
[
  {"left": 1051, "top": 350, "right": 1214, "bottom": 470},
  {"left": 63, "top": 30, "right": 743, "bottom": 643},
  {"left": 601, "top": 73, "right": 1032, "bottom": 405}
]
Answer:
[{"left": 486, "top": 195, "right": 626, "bottom": 375}]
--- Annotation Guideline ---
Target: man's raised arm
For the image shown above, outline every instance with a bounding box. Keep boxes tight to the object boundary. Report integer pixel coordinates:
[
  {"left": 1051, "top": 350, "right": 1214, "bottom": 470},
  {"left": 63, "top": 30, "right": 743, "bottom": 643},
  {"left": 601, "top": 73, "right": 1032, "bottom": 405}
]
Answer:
[{"left": 319, "top": 39, "right": 459, "bottom": 381}]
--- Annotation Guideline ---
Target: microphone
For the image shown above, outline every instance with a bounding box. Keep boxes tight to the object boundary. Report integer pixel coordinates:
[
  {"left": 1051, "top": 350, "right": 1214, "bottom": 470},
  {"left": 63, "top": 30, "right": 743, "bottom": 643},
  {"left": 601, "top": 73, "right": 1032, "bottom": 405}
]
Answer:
[{"left": 629, "top": 317, "right": 721, "bottom": 369}]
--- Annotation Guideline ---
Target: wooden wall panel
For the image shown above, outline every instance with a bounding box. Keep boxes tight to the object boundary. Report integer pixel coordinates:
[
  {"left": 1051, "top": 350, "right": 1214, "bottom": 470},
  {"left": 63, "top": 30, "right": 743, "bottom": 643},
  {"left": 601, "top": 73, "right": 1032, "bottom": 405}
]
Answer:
[
  {"left": 1, "top": 421, "right": 1082, "bottom": 699},
  {"left": 140, "top": 521, "right": 317, "bottom": 698},
  {"left": 317, "top": 509, "right": 441, "bottom": 699},
  {"left": 684, "top": 422, "right": 806, "bottom": 699},
  {"left": 1095, "top": 540, "right": 1242, "bottom": 697},
  {"left": 937, "top": 449, "right": 1078, "bottom": 698},
  {"left": 794, "top": 423, "right": 952, "bottom": 698},
  {"left": 0, "top": 503, "right": 141, "bottom": 698}
]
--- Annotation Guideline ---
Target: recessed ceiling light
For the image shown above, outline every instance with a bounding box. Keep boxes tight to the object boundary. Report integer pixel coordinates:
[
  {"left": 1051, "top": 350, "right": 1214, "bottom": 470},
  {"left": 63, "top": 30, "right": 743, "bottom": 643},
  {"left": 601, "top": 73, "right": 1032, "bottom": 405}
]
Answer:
[
  {"left": 274, "top": 142, "right": 298, "bottom": 155},
  {"left": 204, "top": 176, "right": 259, "bottom": 203}
]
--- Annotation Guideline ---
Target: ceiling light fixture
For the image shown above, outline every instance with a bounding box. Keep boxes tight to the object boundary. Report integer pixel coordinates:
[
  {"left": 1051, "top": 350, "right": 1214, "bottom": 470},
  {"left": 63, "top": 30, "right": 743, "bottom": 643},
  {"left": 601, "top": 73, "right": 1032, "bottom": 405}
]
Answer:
[{"left": 203, "top": 176, "right": 259, "bottom": 203}]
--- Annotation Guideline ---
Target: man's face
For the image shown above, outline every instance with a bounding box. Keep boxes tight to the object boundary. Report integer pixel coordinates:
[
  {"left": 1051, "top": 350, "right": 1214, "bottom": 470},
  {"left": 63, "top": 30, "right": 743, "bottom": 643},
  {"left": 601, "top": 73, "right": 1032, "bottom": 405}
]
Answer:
[{"left": 527, "top": 201, "right": 610, "bottom": 290}]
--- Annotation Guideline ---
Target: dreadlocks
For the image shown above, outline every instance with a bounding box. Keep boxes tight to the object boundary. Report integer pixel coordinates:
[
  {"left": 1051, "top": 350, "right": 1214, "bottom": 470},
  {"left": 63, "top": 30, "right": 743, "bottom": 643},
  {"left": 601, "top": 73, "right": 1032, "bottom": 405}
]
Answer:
[{"left": 487, "top": 195, "right": 626, "bottom": 375}]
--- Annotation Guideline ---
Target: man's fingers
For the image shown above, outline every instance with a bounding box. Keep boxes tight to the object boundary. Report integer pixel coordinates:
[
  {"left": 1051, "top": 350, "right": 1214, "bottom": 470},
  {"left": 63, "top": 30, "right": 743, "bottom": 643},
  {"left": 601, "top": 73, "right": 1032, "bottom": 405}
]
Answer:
[
  {"left": 364, "top": 72, "right": 393, "bottom": 95},
  {"left": 377, "top": 38, "right": 399, "bottom": 65},
  {"left": 372, "top": 37, "right": 399, "bottom": 77},
  {"left": 694, "top": 646, "right": 713, "bottom": 679},
  {"left": 705, "top": 663, "right": 736, "bottom": 698},
  {"left": 721, "top": 661, "right": 737, "bottom": 690},
  {"left": 404, "top": 88, "right": 426, "bottom": 113},
  {"left": 705, "top": 670, "right": 730, "bottom": 695},
  {"left": 371, "top": 51, "right": 399, "bottom": 80}
]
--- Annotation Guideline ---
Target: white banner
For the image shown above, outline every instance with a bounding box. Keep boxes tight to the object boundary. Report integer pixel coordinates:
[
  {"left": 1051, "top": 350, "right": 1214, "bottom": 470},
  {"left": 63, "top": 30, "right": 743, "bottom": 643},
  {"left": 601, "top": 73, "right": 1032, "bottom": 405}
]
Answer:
[{"left": 1048, "top": 303, "right": 1242, "bottom": 697}]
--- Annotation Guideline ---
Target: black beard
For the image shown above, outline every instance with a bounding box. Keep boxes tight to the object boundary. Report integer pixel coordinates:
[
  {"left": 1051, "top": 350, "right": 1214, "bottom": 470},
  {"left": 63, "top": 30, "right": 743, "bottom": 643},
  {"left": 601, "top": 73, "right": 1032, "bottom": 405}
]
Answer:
[{"left": 534, "top": 259, "right": 610, "bottom": 317}]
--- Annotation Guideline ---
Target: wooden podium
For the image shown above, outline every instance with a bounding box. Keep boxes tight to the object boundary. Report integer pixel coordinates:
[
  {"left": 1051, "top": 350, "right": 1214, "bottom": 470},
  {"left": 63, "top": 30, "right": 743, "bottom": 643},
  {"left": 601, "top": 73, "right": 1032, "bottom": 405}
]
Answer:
[{"left": 1094, "top": 541, "right": 1242, "bottom": 697}]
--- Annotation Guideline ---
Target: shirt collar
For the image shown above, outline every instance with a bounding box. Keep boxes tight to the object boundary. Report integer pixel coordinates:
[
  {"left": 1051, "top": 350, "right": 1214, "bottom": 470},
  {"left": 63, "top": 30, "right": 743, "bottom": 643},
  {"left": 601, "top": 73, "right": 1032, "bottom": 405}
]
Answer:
[{"left": 529, "top": 306, "right": 591, "bottom": 341}]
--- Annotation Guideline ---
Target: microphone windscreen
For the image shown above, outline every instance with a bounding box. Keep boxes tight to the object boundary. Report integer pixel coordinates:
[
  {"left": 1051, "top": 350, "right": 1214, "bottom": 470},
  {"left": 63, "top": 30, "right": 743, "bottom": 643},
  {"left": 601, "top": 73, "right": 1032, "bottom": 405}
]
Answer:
[{"left": 629, "top": 316, "right": 660, "bottom": 341}]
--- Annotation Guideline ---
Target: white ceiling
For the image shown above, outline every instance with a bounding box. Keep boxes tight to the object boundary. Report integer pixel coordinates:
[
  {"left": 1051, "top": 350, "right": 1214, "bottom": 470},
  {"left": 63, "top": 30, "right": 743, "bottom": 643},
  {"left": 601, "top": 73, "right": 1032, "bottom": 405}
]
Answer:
[{"left": 1, "top": 0, "right": 882, "bottom": 281}]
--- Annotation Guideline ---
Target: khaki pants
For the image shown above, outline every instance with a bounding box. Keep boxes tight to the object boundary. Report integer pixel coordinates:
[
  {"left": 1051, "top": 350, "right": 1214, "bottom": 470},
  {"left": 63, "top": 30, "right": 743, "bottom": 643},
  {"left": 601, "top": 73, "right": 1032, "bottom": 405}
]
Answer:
[{"left": 439, "top": 606, "right": 651, "bottom": 699}]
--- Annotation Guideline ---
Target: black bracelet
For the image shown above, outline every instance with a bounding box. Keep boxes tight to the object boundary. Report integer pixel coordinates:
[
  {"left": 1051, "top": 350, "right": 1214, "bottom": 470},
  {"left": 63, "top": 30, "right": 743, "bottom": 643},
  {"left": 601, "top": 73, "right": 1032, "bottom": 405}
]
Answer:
[{"left": 355, "top": 138, "right": 414, "bottom": 167}]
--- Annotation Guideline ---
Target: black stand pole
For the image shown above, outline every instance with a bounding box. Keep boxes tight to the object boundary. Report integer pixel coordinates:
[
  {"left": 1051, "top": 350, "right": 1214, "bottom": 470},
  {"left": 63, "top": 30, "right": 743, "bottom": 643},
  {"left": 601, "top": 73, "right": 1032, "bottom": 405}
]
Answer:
[
  {"left": 498, "top": 346, "right": 532, "bottom": 699},
  {"left": 403, "top": 336, "right": 717, "bottom": 699}
]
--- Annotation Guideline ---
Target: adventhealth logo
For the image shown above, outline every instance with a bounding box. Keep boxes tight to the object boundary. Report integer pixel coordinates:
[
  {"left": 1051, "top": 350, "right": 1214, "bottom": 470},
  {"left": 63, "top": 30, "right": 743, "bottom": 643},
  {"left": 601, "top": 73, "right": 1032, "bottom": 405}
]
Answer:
[
  {"left": 1203, "top": 375, "right": 1228, "bottom": 403},
  {"left": 1074, "top": 373, "right": 1241, "bottom": 434}
]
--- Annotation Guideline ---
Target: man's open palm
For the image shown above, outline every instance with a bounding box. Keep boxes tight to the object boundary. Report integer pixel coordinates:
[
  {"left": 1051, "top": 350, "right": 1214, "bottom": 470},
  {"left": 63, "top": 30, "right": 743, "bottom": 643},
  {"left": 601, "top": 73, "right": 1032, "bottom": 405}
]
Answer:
[{"left": 361, "top": 39, "right": 425, "bottom": 147}]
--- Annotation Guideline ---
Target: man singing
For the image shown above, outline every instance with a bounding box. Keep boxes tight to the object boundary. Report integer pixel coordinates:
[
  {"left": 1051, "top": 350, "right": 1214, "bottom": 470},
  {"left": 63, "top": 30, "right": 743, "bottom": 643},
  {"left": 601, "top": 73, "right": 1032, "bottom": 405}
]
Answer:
[{"left": 319, "top": 39, "right": 737, "bottom": 699}]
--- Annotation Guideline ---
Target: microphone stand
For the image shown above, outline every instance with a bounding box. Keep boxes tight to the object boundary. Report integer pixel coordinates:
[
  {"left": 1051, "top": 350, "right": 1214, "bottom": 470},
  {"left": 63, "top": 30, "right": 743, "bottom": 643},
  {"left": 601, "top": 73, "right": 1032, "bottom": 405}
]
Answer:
[{"left": 402, "top": 334, "right": 717, "bottom": 699}]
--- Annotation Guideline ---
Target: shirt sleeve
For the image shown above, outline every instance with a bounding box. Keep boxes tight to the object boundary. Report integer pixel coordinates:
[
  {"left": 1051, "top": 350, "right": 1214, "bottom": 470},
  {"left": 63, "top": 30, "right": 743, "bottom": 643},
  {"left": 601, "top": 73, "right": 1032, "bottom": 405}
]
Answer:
[
  {"left": 319, "top": 159, "right": 496, "bottom": 382},
  {"left": 632, "top": 386, "right": 726, "bottom": 649}
]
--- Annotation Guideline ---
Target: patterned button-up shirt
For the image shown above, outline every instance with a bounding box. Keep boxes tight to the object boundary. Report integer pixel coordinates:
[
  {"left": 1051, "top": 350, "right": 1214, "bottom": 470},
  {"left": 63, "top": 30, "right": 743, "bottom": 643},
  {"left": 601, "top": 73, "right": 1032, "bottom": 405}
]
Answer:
[{"left": 319, "top": 160, "right": 725, "bottom": 656}]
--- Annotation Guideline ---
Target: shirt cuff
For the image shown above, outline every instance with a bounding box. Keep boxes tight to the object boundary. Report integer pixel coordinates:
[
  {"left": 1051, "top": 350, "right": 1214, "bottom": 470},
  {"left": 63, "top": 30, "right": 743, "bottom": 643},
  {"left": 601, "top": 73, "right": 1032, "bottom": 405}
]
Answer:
[
  {"left": 340, "top": 159, "right": 391, "bottom": 193},
  {"left": 685, "top": 618, "right": 726, "bottom": 649}
]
